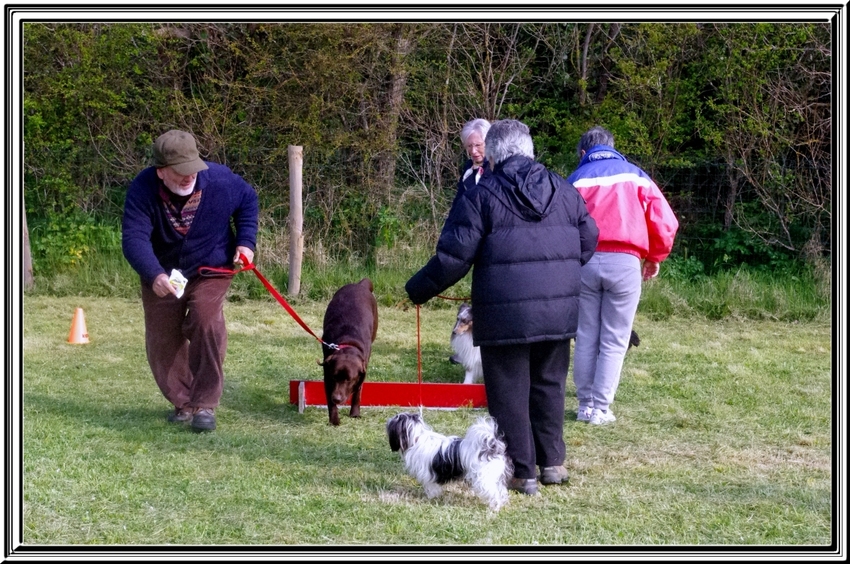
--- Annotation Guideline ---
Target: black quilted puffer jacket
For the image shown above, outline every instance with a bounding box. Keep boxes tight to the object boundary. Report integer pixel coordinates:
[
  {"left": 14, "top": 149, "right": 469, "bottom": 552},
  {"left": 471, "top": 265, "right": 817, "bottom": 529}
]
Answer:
[{"left": 406, "top": 155, "right": 598, "bottom": 346}]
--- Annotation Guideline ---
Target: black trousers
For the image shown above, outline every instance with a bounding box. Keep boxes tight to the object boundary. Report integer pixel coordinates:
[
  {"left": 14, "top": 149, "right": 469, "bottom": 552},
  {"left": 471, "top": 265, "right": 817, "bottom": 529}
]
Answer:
[{"left": 480, "top": 340, "right": 569, "bottom": 479}]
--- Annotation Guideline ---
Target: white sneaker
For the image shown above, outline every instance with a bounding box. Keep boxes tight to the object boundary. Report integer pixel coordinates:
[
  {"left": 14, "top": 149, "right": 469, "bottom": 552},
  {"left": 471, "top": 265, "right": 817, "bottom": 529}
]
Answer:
[
  {"left": 577, "top": 406, "right": 593, "bottom": 422},
  {"left": 589, "top": 408, "right": 616, "bottom": 425}
]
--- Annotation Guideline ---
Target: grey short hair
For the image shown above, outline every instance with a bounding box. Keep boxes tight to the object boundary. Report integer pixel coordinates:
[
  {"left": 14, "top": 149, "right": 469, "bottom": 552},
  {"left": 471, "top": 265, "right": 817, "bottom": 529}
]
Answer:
[
  {"left": 577, "top": 126, "right": 615, "bottom": 156},
  {"left": 460, "top": 118, "right": 491, "bottom": 145},
  {"left": 485, "top": 119, "right": 535, "bottom": 165}
]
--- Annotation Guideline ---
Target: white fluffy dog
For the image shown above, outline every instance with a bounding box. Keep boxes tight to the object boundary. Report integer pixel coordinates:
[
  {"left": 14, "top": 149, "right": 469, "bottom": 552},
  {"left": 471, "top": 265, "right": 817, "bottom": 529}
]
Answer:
[
  {"left": 449, "top": 303, "right": 483, "bottom": 384},
  {"left": 386, "top": 412, "right": 511, "bottom": 511}
]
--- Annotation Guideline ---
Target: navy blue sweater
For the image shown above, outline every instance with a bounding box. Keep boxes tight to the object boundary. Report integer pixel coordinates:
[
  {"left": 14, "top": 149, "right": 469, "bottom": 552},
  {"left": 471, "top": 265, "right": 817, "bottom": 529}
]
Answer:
[
  {"left": 406, "top": 155, "right": 598, "bottom": 346},
  {"left": 122, "top": 162, "right": 259, "bottom": 285}
]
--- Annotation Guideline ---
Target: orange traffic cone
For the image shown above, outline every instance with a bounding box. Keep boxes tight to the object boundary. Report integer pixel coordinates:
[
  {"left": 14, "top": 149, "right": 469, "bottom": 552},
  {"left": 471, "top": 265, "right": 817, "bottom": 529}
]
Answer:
[{"left": 67, "top": 307, "right": 89, "bottom": 344}]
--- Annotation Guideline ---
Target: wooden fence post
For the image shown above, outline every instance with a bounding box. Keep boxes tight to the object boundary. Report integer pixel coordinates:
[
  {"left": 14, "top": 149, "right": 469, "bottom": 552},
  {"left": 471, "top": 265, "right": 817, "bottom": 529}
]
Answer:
[{"left": 288, "top": 145, "right": 304, "bottom": 296}]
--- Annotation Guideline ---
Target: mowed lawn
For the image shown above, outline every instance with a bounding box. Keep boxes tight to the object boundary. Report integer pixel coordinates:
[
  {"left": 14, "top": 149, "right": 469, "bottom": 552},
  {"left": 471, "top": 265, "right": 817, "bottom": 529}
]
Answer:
[{"left": 17, "top": 295, "right": 834, "bottom": 551}]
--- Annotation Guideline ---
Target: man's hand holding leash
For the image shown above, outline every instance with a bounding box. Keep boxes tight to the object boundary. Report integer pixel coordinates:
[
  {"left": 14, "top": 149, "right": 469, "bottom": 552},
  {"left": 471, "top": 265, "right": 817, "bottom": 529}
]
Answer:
[{"left": 234, "top": 246, "right": 254, "bottom": 267}]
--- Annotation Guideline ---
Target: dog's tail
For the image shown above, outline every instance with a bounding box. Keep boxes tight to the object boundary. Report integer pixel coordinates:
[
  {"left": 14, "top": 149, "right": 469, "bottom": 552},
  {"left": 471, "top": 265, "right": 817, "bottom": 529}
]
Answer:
[
  {"left": 464, "top": 416, "right": 507, "bottom": 461},
  {"left": 462, "top": 416, "right": 512, "bottom": 511}
]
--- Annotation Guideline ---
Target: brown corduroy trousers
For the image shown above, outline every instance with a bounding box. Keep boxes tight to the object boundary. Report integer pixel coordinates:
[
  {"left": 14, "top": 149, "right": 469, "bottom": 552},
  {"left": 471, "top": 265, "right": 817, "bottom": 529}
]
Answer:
[{"left": 140, "top": 275, "right": 232, "bottom": 411}]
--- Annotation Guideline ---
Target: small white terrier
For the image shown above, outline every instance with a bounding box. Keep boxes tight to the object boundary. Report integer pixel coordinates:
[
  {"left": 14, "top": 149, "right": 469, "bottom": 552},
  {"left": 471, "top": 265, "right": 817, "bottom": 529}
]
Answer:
[
  {"left": 449, "top": 303, "right": 483, "bottom": 384},
  {"left": 386, "top": 412, "right": 511, "bottom": 511}
]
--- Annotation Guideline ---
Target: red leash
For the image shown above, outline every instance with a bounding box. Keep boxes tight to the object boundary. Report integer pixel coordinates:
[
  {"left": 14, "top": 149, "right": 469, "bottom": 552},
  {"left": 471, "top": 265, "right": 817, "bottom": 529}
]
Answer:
[
  {"left": 414, "top": 295, "right": 470, "bottom": 410},
  {"left": 416, "top": 304, "right": 423, "bottom": 409},
  {"left": 201, "top": 256, "right": 464, "bottom": 405},
  {"left": 199, "top": 254, "right": 349, "bottom": 351}
]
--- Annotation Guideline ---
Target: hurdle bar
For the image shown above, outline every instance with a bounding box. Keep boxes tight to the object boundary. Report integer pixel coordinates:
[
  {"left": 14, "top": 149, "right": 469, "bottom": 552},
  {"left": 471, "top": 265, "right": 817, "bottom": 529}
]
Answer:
[{"left": 289, "top": 380, "right": 488, "bottom": 412}]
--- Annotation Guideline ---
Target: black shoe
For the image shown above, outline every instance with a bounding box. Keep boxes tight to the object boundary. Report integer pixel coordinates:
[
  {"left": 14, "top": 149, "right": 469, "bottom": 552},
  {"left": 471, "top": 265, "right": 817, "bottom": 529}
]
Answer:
[
  {"left": 507, "top": 477, "right": 539, "bottom": 495},
  {"left": 191, "top": 408, "right": 216, "bottom": 432},
  {"left": 539, "top": 465, "right": 569, "bottom": 485},
  {"left": 167, "top": 407, "right": 193, "bottom": 423}
]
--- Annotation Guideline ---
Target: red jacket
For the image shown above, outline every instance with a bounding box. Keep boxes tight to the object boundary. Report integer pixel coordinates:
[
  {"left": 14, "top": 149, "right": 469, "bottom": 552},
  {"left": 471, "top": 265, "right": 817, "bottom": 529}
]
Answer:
[{"left": 567, "top": 146, "right": 678, "bottom": 263}]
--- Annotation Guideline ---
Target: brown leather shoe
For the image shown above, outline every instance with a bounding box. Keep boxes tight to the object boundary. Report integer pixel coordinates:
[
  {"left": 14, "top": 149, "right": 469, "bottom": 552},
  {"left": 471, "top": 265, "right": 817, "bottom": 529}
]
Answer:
[
  {"left": 507, "top": 477, "right": 539, "bottom": 495},
  {"left": 191, "top": 407, "right": 216, "bottom": 432},
  {"left": 539, "top": 465, "right": 569, "bottom": 485},
  {"left": 167, "top": 407, "right": 193, "bottom": 423}
]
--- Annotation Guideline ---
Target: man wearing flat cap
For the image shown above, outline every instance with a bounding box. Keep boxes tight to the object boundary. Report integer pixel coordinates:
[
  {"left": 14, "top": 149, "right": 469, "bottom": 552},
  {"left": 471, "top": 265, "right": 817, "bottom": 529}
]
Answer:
[{"left": 122, "top": 129, "right": 259, "bottom": 432}]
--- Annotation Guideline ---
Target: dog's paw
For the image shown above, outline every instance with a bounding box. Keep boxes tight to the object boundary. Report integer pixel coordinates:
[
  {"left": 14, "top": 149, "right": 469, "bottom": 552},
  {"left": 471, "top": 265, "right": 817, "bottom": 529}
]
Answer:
[
  {"left": 423, "top": 484, "right": 443, "bottom": 499},
  {"left": 328, "top": 408, "right": 341, "bottom": 426},
  {"left": 488, "top": 495, "right": 508, "bottom": 512}
]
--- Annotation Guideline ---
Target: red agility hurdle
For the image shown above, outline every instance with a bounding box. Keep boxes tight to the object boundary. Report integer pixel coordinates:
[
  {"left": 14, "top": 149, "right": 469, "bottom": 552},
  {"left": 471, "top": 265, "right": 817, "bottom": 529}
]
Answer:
[
  {"left": 289, "top": 380, "right": 487, "bottom": 413},
  {"left": 289, "top": 301, "right": 487, "bottom": 412}
]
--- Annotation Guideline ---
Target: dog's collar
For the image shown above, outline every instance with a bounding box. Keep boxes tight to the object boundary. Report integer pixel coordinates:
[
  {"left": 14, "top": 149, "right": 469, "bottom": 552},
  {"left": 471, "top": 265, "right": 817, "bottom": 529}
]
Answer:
[{"left": 325, "top": 342, "right": 356, "bottom": 351}]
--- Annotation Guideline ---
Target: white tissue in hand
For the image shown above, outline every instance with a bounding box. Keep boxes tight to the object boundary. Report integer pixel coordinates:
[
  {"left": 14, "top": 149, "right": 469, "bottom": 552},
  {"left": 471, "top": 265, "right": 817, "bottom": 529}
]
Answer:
[{"left": 168, "top": 269, "right": 188, "bottom": 298}]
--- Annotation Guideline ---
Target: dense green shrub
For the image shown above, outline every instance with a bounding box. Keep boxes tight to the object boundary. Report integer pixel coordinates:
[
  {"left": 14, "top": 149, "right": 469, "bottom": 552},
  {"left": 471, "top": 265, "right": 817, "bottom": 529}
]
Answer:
[{"left": 22, "top": 22, "right": 831, "bottom": 276}]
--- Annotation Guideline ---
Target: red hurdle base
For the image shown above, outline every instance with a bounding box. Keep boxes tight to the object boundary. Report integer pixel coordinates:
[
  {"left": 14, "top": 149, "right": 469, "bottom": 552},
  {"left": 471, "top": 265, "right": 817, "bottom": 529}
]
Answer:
[{"left": 289, "top": 380, "right": 488, "bottom": 412}]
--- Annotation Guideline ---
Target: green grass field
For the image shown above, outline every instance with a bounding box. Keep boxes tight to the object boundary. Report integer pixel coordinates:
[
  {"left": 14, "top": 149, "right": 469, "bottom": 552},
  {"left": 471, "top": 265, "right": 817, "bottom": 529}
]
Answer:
[{"left": 18, "top": 294, "right": 833, "bottom": 552}]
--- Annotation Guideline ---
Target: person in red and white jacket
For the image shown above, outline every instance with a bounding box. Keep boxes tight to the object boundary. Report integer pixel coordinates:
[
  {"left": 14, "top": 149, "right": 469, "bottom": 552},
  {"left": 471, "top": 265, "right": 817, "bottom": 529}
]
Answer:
[{"left": 567, "top": 126, "right": 679, "bottom": 426}]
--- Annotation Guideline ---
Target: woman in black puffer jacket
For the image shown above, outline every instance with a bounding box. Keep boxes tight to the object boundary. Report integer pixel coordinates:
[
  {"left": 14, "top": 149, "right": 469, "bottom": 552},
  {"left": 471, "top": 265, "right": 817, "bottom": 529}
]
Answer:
[{"left": 406, "top": 119, "right": 598, "bottom": 495}]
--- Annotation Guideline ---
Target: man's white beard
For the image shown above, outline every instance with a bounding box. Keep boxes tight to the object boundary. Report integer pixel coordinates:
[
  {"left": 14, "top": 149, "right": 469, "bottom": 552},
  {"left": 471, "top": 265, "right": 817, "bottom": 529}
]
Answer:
[{"left": 167, "top": 177, "right": 196, "bottom": 196}]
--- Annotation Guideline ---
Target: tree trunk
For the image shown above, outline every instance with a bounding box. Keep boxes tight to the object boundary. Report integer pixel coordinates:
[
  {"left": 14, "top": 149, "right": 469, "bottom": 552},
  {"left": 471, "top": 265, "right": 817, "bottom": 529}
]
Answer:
[
  {"left": 579, "top": 23, "right": 595, "bottom": 107},
  {"left": 377, "top": 25, "right": 413, "bottom": 200},
  {"left": 595, "top": 23, "right": 620, "bottom": 104},
  {"left": 723, "top": 170, "right": 738, "bottom": 231},
  {"left": 23, "top": 208, "right": 34, "bottom": 290}
]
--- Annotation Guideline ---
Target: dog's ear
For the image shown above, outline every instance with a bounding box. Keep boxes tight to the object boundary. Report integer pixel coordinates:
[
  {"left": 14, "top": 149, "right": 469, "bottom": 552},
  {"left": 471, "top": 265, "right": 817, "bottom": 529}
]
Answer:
[
  {"left": 318, "top": 350, "right": 338, "bottom": 367},
  {"left": 321, "top": 354, "right": 341, "bottom": 374},
  {"left": 388, "top": 431, "right": 402, "bottom": 452},
  {"left": 387, "top": 417, "right": 404, "bottom": 452}
]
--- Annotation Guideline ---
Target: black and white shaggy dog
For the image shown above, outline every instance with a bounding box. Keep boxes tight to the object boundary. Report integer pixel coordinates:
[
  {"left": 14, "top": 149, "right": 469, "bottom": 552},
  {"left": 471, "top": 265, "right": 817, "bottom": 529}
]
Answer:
[
  {"left": 386, "top": 412, "right": 511, "bottom": 511},
  {"left": 449, "top": 303, "right": 483, "bottom": 384}
]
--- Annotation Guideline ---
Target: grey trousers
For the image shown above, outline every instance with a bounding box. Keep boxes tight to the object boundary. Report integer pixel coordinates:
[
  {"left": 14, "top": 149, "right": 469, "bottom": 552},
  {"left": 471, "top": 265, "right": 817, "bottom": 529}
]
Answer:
[
  {"left": 573, "top": 252, "right": 642, "bottom": 412},
  {"left": 141, "top": 275, "right": 232, "bottom": 411}
]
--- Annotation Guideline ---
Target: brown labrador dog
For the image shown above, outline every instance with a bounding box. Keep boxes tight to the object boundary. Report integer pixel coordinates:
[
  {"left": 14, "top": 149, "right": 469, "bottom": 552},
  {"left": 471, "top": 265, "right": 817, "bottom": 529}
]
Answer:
[{"left": 319, "top": 278, "right": 378, "bottom": 426}]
